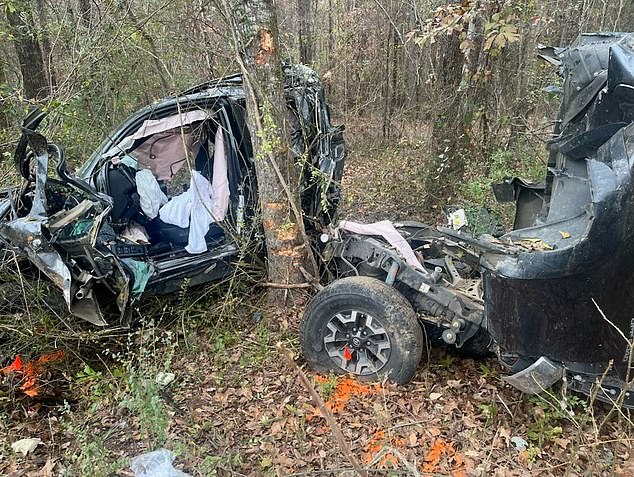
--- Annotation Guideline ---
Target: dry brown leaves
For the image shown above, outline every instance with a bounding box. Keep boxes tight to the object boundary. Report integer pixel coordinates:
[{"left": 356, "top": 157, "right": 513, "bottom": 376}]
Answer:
[{"left": 2, "top": 334, "right": 632, "bottom": 476}]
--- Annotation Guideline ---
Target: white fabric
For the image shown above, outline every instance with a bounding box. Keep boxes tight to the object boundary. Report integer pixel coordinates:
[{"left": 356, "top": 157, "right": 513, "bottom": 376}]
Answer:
[
  {"left": 339, "top": 220, "right": 423, "bottom": 270},
  {"left": 159, "top": 171, "right": 213, "bottom": 254},
  {"left": 209, "top": 127, "right": 230, "bottom": 221},
  {"left": 103, "top": 110, "right": 210, "bottom": 159},
  {"left": 158, "top": 128, "right": 230, "bottom": 254},
  {"left": 136, "top": 169, "right": 168, "bottom": 219},
  {"left": 121, "top": 222, "right": 150, "bottom": 244}
]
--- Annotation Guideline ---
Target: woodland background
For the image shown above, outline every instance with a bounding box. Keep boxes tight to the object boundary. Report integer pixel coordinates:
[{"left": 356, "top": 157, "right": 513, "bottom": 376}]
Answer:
[
  {"left": 2, "top": 1, "right": 634, "bottom": 476},
  {"left": 3, "top": 0, "right": 633, "bottom": 208}
]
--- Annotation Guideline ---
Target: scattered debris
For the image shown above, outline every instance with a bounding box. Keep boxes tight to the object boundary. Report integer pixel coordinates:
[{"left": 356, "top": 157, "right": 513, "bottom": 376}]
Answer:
[
  {"left": 155, "top": 372, "right": 175, "bottom": 387},
  {"left": 510, "top": 436, "right": 529, "bottom": 451},
  {"left": 448, "top": 208, "right": 468, "bottom": 230},
  {"left": 11, "top": 438, "right": 43, "bottom": 456},
  {"left": 130, "top": 448, "right": 190, "bottom": 477}
]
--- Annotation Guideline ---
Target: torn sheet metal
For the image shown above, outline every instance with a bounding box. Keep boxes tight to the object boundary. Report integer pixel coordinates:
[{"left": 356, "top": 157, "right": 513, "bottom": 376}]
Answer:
[
  {"left": 0, "top": 218, "right": 72, "bottom": 307},
  {"left": 29, "top": 141, "right": 49, "bottom": 219},
  {"left": 503, "top": 357, "right": 563, "bottom": 394}
]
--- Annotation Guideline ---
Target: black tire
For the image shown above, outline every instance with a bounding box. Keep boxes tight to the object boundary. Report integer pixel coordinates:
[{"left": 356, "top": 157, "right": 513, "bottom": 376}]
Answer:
[{"left": 300, "top": 276, "right": 424, "bottom": 384}]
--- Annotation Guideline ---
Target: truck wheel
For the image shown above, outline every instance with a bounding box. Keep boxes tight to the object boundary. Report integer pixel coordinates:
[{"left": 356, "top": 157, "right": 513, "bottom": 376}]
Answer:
[{"left": 300, "top": 276, "right": 423, "bottom": 384}]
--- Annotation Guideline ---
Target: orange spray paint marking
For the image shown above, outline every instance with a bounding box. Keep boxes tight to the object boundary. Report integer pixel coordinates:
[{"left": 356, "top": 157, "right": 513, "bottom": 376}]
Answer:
[
  {"left": 1, "top": 355, "right": 23, "bottom": 374},
  {"left": 1, "top": 350, "right": 64, "bottom": 397},
  {"left": 422, "top": 438, "right": 468, "bottom": 477},
  {"left": 308, "top": 375, "right": 379, "bottom": 419}
]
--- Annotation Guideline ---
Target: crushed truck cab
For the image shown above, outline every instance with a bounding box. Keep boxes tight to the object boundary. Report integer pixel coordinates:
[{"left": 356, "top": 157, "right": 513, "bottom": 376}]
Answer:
[{"left": 0, "top": 65, "right": 344, "bottom": 325}]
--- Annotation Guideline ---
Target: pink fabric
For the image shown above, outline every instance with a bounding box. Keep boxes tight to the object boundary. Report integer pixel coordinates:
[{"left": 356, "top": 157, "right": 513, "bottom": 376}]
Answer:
[{"left": 339, "top": 220, "right": 423, "bottom": 270}]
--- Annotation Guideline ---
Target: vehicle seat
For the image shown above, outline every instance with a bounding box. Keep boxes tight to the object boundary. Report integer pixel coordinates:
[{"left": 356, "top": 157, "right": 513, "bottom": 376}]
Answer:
[
  {"left": 95, "top": 161, "right": 141, "bottom": 230},
  {"left": 144, "top": 217, "right": 224, "bottom": 246}
]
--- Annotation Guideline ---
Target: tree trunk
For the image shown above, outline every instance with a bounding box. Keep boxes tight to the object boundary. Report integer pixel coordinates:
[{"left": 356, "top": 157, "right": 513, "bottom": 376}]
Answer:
[
  {"left": 297, "top": 0, "right": 315, "bottom": 64},
  {"left": 32, "top": 0, "right": 56, "bottom": 91},
  {"left": 6, "top": 0, "right": 50, "bottom": 100},
  {"left": 78, "top": 0, "right": 93, "bottom": 28},
  {"left": 236, "top": 0, "right": 317, "bottom": 304}
]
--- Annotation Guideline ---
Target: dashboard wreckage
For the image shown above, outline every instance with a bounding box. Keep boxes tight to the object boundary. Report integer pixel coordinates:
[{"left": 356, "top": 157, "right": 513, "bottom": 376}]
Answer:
[{"left": 4, "top": 34, "right": 634, "bottom": 407}]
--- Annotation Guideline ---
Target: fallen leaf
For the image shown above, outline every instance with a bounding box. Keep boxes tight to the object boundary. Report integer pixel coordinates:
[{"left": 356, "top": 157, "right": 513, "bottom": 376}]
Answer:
[
  {"left": 499, "top": 426, "right": 512, "bottom": 444},
  {"left": 559, "top": 230, "right": 571, "bottom": 239},
  {"left": 270, "top": 420, "right": 284, "bottom": 435},
  {"left": 429, "top": 392, "right": 442, "bottom": 401},
  {"left": 519, "top": 238, "right": 554, "bottom": 250},
  {"left": 39, "top": 459, "right": 55, "bottom": 477}
]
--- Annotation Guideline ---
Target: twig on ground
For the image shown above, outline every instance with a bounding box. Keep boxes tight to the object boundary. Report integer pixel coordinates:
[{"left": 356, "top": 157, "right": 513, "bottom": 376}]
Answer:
[
  {"left": 277, "top": 342, "right": 368, "bottom": 477},
  {"left": 262, "top": 282, "right": 311, "bottom": 289},
  {"left": 369, "top": 446, "right": 421, "bottom": 476},
  {"left": 496, "top": 393, "right": 513, "bottom": 418}
]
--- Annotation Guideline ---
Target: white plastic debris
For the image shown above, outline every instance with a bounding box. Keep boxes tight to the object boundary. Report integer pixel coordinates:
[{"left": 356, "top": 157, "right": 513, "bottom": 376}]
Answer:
[
  {"left": 448, "top": 209, "right": 468, "bottom": 230},
  {"left": 11, "top": 438, "right": 43, "bottom": 456},
  {"left": 155, "top": 371, "right": 175, "bottom": 387},
  {"left": 510, "top": 436, "right": 529, "bottom": 451},
  {"left": 130, "top": 449, "right": 190, "bottom": 477}
]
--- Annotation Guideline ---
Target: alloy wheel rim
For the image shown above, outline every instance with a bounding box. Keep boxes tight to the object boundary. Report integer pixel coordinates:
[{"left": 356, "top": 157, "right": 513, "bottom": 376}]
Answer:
[{"left": 323, "top": 309, "right": 391, "bottom": 375}]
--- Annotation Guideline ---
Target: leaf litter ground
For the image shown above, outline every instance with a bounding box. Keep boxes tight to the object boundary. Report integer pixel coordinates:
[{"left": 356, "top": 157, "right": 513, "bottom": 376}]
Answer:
[{"left": 2, "top": 125, "right": 634, "bottom": 476}]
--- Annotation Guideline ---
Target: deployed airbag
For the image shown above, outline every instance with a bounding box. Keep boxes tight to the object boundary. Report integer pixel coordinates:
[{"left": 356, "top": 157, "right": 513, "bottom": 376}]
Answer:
[
  {"left": 102, "top": 110, "right": 210, "bottom": 159},
  {"left": 158, "top": 128, "right": 230, "bottom": 254},
  {"left": 136, "top": 169, "right": 168, "bottom": 219}
]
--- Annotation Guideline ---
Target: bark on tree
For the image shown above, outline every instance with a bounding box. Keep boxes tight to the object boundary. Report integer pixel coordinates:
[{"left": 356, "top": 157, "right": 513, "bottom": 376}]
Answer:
[
  {"left": 297, "top": 0, "right": 315, "bottom": 64},
  {"left": 234, "top": 0, "right": 317, "bottom": 304},
  {"left": 78, "top": 0, "right": 92, "bottom": 28},
  {"left": 0, "top": 59, "right": 10, "bottom": 130},
  {"left": 5, "top": 0, "right": 50, "bottom": 100}
]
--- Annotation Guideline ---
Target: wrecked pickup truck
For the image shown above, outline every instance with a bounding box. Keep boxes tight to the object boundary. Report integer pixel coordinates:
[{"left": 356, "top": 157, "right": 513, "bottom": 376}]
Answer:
[
  {"left": 5, "top": 33, "right": 634, "bottom": 408},
  {"left": 300, "top": 33, "right": 634, "bottom": 407},
  {"left": 0, "top": 64, "right": 345, "bottom": 326}
]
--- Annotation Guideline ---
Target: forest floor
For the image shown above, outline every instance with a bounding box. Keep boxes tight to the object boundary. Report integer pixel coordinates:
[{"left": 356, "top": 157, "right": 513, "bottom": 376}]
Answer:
[{"left": 1, "top": 122, "right": 634, "bottom": 477}]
